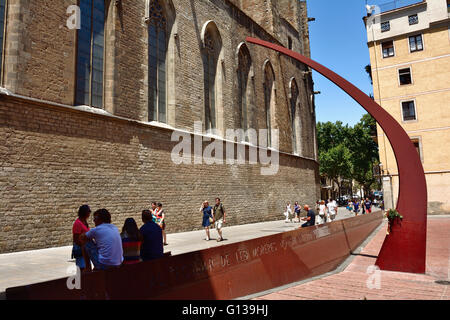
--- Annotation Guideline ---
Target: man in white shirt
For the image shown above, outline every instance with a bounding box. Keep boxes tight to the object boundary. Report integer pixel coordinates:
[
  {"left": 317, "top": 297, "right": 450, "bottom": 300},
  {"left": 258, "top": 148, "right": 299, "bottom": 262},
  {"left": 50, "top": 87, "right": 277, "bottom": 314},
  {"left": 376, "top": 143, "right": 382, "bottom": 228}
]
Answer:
[
  {"left": 80, "top": 209, "right": 123, "bottom": 270},
  {"left": 327, "top": 199, "right": 338, "bottom": 221}
]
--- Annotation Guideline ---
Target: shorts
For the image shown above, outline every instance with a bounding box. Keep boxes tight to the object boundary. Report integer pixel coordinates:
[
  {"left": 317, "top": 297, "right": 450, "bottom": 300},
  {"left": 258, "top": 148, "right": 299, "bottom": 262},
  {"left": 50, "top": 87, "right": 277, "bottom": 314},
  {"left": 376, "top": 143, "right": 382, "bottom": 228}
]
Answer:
[{"left": 215, "top": 219, "right": 224, "bottom": 230}]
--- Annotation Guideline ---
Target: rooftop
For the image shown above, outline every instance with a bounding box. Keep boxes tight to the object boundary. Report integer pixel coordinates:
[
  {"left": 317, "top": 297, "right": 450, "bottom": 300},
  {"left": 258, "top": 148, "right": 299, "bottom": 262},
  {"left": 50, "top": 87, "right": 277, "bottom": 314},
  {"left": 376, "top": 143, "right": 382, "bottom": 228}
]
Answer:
[{"left": 377, "top": 0, "right": 425, "bottom": 13}]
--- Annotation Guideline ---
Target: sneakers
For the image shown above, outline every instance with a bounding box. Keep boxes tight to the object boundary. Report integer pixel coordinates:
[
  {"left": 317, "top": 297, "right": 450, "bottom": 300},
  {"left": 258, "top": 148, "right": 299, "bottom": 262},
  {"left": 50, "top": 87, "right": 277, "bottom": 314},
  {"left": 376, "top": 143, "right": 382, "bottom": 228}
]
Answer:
[{"left": 217, "top": 237, "right": 223, "bottom": 242}]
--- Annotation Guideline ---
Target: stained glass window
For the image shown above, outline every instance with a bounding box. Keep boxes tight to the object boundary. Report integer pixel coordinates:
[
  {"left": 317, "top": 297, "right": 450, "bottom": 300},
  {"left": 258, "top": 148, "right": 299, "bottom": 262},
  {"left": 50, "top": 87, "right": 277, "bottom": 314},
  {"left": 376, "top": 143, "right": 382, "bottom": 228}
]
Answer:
[
  {"left": 237, "top": 45, "right": 251, "bottom": 141},
  {"left": 148, "top": 0, "right": 167, "bottom": 123},
  {"left": 203, "top": 31, "right": 217, "bottom": 131},
  {"left": 264, "top": 63, "right": 274, "bottom": 148},
  {"left": 290, "top": 80, "right": 299, "bottom": 154},
  {"left": 0, "top": 0, "right": 6, "bottom": 82},
  {"left": 76, "top": 0, "right": 105, "bottom": 108}
]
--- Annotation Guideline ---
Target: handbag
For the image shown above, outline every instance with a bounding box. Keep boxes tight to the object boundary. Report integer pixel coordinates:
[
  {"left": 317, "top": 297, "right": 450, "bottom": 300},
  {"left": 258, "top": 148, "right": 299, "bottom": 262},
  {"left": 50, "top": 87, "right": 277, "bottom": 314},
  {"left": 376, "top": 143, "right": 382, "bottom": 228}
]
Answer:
[{"left": 209, "top": 215, "right": 214, "bottom": 223}]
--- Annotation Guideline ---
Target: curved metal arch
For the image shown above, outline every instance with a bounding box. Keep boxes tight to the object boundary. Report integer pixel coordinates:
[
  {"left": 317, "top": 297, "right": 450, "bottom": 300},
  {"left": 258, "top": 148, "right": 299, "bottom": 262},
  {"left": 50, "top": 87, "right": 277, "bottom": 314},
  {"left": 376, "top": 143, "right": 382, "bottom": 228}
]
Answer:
[{"left": 246, "top": 37, "right": 427, "bottom": 274}]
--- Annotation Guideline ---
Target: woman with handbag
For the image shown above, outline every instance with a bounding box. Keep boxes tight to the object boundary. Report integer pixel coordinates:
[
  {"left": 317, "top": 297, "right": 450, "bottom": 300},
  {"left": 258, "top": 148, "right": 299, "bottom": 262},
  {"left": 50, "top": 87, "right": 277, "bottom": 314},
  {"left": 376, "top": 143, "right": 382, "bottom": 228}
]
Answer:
[{"left": 200, "top": 200, "right": 214, "bottom": 241}]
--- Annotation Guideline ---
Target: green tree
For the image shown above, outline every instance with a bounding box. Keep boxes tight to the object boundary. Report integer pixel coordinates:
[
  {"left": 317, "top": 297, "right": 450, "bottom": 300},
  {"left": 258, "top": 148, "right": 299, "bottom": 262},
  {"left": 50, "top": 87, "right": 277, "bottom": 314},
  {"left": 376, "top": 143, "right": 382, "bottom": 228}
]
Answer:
[
  {"left": 317, "top": 113, "right": 380, "bottom": 198},
  {"left": 319, "top": 143, "right": 353, "bottom": 198}
]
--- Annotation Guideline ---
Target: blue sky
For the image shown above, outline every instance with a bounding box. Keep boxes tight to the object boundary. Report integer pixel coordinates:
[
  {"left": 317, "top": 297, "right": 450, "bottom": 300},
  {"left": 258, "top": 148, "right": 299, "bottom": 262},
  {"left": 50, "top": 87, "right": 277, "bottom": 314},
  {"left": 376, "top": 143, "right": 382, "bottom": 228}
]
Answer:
[{"left": 306, "top": 0, "right": 420, "bottom": 126}]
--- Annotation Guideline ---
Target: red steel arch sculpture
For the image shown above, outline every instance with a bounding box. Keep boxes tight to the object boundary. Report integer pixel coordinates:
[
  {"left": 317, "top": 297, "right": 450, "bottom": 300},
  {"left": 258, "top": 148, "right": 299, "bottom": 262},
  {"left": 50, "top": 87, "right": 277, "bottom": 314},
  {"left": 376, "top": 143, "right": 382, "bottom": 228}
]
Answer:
[{"left": 246, "top": 37, "right": 427, "bottom": 274}]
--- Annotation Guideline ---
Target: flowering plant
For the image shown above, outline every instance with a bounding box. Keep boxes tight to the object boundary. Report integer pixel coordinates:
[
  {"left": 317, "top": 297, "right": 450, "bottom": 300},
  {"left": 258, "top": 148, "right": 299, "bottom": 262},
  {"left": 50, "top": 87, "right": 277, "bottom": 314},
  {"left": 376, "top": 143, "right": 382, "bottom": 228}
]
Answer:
[{"left": 384, "top": 209, "right": 403, "bottom": 235}]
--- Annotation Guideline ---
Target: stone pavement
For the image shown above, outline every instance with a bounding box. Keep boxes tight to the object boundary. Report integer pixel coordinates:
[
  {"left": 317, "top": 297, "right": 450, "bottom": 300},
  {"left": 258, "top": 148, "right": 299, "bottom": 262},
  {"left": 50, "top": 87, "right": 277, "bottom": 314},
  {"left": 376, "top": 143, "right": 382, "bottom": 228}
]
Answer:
[
  {"left": 251, "top": 215, "right": 450, "bottom": 300},
  {"left": 0, "top": 207, "right": 356, "bottom": 296}
]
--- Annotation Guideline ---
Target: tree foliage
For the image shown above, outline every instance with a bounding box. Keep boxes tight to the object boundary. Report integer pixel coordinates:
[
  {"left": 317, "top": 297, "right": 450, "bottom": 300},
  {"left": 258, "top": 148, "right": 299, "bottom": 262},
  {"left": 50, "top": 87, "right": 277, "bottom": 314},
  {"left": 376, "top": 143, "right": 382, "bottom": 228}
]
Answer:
[{"left": 317, "top": 113, "right": 380, "bottom": 196}]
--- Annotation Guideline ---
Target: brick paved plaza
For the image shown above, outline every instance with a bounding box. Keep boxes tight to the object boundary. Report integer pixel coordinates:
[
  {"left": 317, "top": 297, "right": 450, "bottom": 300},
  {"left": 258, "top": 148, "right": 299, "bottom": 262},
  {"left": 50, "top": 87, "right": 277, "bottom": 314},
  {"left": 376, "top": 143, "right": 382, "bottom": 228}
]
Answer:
[{"left": 252, "top": 215, "right": 450, "bottom": 300}]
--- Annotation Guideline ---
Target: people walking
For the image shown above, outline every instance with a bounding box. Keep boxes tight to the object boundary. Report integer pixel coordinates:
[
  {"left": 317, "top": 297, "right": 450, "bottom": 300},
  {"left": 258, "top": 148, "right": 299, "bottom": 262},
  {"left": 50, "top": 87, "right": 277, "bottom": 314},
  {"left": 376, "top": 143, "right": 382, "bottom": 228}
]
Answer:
[
  {"left": 364, "top": 198, "right": 372, "bottom": 214},
  {"left": 317, "top": 200, "right": 326, "bottom": 225},
  {"left": 348, "top": 200, "right": 354, "bottom": 212},
  {"left": 200, "top": 200, "right": 214, "bottom": 241},
  {"left": 213, "top": 198, "right": 226, "bottom": 242},
  {"left": 121, "top": 218, "right": 142, "bottom": 265},
  {"left": 354, "top": 200, "right": 361, "bottom": 216},
  {"left": 294, "top": 201, "right": 301, "bottom": 223},
  {"left": 327, "top": 198, "right": 337, "bottom": 221},
  {"left": 284, "top": 202, "right": 293, "bottom": 223}
]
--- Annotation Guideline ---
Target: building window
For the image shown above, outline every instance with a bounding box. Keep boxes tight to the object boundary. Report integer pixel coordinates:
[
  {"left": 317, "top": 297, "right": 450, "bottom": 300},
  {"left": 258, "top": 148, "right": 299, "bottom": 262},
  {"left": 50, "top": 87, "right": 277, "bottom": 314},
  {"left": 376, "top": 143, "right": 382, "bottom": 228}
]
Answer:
[
  {"left": 411, "top": 138, "right": 423, "bottom": 162},
  {"left": 203, "top": 30, "right": 218, "bottom": 131},
  {"left": 382, "top": 41, "right": 395, "bottom": 58},
  {"left": 148, "top": 0, "right": 167, "bottom": 123},
  {"left": 408, "top": 14, "right": 419, "bottom": 25},
  {"left": 263, "top": 62, "right": 275, "bottom": 148},
  {"left": 381, "top": 21, "right": 390, "bottom": 32},
  {"left": 401, "top": 100, "right": 416, "bottom": 121},
  {"left": 237, "top": 45, "right": 251, "bottom": 141},
  {"left": 409, "top": 34, "right": 423, "bottom": 52},
  {"left": 290, "top": 79, "right": 299, "bottom": 154},
  {"left": 399, "top": 67, "right": 412, "bottom": 85},
  {"left": 76, "top": 0, "right": 105, "bottom": 108},
  {"left": 0, "top": 0, "right": 6, "bottom": 82}
]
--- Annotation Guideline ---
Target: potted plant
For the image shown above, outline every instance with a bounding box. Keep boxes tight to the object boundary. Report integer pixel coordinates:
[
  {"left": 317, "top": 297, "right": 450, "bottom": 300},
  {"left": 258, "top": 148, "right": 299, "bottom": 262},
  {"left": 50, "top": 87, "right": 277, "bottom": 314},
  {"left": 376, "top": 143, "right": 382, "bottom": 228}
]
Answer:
[{"left": 384, "top": 208, "right": 403, "bottom": 235}]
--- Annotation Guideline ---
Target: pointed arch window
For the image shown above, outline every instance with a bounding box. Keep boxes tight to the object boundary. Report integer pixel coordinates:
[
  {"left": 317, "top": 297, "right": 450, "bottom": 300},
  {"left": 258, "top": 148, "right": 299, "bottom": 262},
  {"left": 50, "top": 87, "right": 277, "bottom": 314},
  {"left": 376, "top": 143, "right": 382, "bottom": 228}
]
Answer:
[
  {"left": 237, "top": 45, "right": 251, "bottom": 140},
  {"left": 76, "top": 0, "right": 105, "bottom": 108},
  {"left": 290, "top": 79, "right": 299, "bottom": 154},
  {"left": 203, "top": 31, "right": 217, "bottom": 131},
  {"left": 148, "top": 0, "right": 167, "bottom": 123},
  {"left": 0, "top": 0, "right": 6, "bottom": 84},
  {"left": 263, "top": 62, "right": 275, "bottom": 148}
]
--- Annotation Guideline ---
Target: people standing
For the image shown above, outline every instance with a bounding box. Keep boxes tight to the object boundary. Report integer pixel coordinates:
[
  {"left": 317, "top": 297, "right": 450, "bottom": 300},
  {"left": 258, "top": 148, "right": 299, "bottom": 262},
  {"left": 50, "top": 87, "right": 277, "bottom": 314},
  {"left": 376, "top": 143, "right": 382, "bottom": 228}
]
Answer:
[
  {"left": 154, "top": 203, "right": 167, "bottom": 246},
  {"left": 327, "top": 198, "right": 337, "bottom": 221},
  {"left": 79, "top": 209, "right": 124, "bottom": 270},
  {"left": 213, "top": 198, "right": 226, "bottom": 242},
  {"left": 140, "top": 210, "right": 163, "bottom": 262},
  {"left": 317, "top": 200, "right": 326, "bottom": 225},
  {"left": 200, "top": 200, "right": 214, "bottom": 241},
  {"left": 121, "top": 218, "right": 142, "bottom": 265},
  {"left": 72, "top": 205, "right": 93, "bottom": 271},
  {"left": 301, "top": 205, "right": 316, "bottom": 228},
  {"left": 150, "top": 202, "right": 157, "bottom": 223},
  {"left": 294, "top": 201, "right": 301, "bottom": 223}
]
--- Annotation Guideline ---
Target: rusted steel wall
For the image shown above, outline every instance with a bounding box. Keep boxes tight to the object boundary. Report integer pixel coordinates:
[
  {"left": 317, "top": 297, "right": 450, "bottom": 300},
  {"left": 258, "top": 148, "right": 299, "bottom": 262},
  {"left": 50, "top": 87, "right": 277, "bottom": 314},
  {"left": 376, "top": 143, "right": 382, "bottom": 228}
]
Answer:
[{"left": 6, "top": 212, "right": 382, "bottom": 300}]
